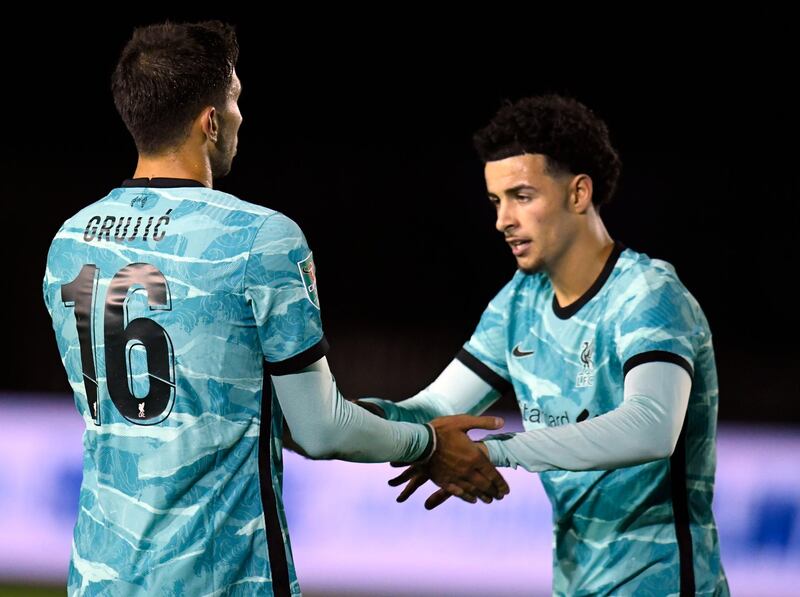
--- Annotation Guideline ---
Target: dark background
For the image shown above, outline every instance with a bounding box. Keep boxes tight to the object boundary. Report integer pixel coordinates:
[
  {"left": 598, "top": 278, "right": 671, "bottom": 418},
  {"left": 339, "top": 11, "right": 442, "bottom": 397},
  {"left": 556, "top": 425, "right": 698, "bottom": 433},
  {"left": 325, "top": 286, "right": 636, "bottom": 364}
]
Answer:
[{"left": 4, "top": 13, "right": 798, "bottom": 422}]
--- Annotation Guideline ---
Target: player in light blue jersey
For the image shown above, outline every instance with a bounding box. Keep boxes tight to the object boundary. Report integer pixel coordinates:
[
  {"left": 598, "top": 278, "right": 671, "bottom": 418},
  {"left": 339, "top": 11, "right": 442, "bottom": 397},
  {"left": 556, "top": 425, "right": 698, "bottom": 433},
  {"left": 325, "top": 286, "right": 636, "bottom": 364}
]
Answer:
[
  {"left": 363, "top": 96, "right": 729, "bottom": 595},
  {"left": 42, "top": 21, "right": 507, "bottom": 596}
]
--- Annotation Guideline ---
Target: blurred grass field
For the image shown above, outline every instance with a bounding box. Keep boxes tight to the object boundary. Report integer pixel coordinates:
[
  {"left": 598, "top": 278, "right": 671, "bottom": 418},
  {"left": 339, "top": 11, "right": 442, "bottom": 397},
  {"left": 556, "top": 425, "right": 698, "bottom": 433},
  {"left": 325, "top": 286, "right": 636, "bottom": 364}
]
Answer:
[{"left": 0, "top": 587, "right": 63, "bottom": 596}]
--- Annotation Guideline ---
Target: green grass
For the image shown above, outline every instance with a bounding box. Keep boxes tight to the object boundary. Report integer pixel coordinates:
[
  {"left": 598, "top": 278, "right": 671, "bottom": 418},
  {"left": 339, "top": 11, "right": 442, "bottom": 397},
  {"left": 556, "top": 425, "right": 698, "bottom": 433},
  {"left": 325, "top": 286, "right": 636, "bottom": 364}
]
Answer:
[{"left": 0, "top": 586, "right": 63, "bottom": 596}]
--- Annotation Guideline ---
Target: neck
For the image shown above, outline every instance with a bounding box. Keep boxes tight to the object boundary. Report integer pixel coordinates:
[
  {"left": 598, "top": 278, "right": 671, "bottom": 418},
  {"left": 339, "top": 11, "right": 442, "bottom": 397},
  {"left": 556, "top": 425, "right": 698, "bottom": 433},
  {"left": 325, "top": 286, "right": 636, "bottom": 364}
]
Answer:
[
  {"left": 133, "top": 144, "right": 212, "bottom": 188},
  {"left": 548, "top": 216, "right": 615, "bottom": 308}
]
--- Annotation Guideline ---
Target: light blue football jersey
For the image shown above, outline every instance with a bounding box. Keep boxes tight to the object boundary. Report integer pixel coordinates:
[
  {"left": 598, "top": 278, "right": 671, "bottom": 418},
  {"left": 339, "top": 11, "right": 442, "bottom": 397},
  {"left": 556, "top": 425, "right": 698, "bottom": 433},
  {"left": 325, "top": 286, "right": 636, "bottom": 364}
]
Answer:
[
  {"left": 43, "top": 178, "right": 326, "bottom": 596},
  {"left": 460, "top": 242, "right": 728, "bottom": 596}
]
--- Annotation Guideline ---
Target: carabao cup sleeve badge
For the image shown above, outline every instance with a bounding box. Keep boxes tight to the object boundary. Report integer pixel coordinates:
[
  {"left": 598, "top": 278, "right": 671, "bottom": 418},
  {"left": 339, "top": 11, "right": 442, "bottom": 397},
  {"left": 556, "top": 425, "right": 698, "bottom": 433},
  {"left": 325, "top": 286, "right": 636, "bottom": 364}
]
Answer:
[{"left": 297, "top": 253, "right": 320, "bottom": 309}]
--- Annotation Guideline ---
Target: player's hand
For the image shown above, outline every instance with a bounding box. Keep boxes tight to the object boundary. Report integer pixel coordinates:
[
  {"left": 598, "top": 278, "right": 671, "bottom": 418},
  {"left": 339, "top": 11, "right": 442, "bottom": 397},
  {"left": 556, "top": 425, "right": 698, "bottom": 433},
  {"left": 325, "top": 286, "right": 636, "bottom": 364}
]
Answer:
[
  {"left": 388, "top": 464, "right": 466, "bottom": 510},
  {"left": 428, "top": 415, "right": 509, "bottom": 502},
  {"left": 389, "top": 415, "right": 509, "bottom": 508}
]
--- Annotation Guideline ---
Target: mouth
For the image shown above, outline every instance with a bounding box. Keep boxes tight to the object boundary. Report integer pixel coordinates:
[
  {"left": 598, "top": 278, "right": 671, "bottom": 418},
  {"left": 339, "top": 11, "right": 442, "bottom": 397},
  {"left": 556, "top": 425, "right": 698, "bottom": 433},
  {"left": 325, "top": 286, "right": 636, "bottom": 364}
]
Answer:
[{"left": 507, "top": 239, "right": 531, "bottom": 257}]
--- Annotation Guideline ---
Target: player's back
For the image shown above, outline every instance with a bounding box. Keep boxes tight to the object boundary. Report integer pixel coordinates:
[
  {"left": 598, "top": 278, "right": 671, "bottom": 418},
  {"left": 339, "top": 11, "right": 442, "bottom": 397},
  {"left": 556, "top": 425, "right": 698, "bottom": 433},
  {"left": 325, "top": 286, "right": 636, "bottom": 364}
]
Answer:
[{"left": 43, "top": 179, "right": 307, "bottom": 596}]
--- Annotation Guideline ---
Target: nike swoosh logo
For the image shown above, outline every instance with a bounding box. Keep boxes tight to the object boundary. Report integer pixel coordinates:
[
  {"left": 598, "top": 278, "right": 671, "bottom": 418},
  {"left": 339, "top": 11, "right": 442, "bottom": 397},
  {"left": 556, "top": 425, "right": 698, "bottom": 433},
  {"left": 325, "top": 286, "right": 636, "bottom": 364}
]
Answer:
[{"left": 512, "top": 345, "right": 535, "bottom": 357}]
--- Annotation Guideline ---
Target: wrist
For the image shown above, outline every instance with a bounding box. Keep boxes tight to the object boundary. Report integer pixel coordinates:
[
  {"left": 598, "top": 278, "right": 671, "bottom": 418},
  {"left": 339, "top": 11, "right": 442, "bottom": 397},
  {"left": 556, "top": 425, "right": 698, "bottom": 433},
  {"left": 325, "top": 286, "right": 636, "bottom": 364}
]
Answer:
[{"left": 415, "top": 423, "right": 437, "bottom": 463}]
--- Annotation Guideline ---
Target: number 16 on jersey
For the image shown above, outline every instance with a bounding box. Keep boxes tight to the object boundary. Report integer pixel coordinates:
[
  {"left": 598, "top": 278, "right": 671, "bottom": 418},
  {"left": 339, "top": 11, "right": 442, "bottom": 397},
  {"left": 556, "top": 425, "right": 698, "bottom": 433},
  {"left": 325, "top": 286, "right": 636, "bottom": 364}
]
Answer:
[{"left": 61, "top": 263, "right": 176, "bottom": 426}]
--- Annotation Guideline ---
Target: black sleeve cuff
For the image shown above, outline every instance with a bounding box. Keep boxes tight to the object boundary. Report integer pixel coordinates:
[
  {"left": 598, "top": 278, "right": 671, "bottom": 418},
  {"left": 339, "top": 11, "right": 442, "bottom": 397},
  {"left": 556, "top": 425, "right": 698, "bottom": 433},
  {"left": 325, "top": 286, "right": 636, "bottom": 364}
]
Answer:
[
  {"left": 623, "top": 350, "right": 693, "bottom": 379},
  {"left": 265, "top": 336, "right": 330, "bottom": 376},
  {"left": 414, "top": 424, "right": 435, "bottom": 463},
  {"left": 456, "top": 348, "right": 513, "bottom": 394}
]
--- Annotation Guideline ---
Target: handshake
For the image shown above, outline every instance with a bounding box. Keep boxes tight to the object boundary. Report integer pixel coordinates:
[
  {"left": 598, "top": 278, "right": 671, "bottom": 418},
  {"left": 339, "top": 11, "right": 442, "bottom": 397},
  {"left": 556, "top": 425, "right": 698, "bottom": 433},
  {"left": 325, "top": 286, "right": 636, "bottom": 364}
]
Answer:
[{"left": 358, "top": 401, "right": 510, "bottom": 510}]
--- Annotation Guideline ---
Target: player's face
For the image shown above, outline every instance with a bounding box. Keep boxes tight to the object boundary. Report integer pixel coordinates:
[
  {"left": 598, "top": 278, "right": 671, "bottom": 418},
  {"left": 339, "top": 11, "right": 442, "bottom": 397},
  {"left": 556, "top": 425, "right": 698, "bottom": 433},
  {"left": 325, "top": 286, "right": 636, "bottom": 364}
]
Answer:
[
  {"left": 485, "top": 153, "right": 577, "bottom": 274},
  {"left": 210, "top": 70, "right": 243, "bottom": 179}
]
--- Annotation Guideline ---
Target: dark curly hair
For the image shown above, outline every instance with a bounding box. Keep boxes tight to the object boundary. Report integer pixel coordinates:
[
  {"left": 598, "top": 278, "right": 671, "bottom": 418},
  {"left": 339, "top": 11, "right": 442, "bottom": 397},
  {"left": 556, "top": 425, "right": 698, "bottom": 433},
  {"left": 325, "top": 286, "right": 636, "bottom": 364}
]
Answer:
[
  {"left": 112, "top": 20, "right": 239, "bottom": 155},
  {"left": 473, "top": 95, "right": 622, "bottom": 206}
]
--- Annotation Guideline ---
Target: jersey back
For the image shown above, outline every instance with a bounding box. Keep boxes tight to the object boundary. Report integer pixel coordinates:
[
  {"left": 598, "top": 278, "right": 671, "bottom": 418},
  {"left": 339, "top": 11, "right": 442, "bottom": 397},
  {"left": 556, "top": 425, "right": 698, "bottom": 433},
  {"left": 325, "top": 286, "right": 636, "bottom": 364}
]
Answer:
[{"left": 43, "top": 180, "right": 326, "bottom": 596}]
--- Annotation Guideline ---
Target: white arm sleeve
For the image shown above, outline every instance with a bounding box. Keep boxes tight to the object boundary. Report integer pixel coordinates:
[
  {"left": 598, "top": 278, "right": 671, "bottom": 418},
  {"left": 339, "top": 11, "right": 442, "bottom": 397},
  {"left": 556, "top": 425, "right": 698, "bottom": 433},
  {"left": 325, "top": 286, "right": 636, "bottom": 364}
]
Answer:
[
  {"left": 271, "top": 356, "right": 432, "bottom": 462},
  {"left": 359, "top": 359, "right": 501, "bottom": 424},
  {"left": 483, "top": 361, "right": 691, "bottom": 472}
]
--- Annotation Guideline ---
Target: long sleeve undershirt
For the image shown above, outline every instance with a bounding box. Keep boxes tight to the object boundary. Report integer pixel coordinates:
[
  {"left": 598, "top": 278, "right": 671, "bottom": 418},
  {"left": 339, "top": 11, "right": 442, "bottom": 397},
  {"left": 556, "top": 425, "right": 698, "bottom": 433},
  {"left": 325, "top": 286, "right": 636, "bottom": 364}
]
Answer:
[
  {"left": 361, "top": 359, "right": 691, "bottom": 472},
  {"left": 271, "top": 356, "right": 432, "bottom": 462}
]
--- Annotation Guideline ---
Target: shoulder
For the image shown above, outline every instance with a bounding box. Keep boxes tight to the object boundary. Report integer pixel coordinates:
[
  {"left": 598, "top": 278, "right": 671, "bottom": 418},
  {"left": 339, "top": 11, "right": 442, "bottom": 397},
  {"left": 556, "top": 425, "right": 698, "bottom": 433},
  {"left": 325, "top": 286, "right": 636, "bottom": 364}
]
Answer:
[
  {"left": 188, "top": 191, "right": 306, "bottom": 250},
  {"left": 615, "top": 247, "right": 689, "bottom": 297},
  {"left": 612, "top": 247, "right": 705, "bottom": 323}
]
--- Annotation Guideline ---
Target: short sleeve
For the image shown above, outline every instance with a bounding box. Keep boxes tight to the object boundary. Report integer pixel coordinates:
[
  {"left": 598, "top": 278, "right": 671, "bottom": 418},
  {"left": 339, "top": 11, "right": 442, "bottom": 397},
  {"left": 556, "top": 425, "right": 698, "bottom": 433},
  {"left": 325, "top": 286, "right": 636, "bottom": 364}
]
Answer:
[
  {"left": 615, "top": 271, "right": 707, "bottom": 379},
  {"left": 243, "top": 212, "right": 328, "bottom": 374},
  {"left": 458, "top": 277, "right": 518, "bottom": 393}
]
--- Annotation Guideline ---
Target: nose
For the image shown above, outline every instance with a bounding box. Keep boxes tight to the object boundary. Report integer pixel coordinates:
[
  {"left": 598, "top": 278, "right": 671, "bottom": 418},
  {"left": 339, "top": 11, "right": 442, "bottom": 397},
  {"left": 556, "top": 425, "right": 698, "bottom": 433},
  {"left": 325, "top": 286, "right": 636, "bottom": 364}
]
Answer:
[{"left": 495, "top": 199, "right": 517, "bottom": 233}]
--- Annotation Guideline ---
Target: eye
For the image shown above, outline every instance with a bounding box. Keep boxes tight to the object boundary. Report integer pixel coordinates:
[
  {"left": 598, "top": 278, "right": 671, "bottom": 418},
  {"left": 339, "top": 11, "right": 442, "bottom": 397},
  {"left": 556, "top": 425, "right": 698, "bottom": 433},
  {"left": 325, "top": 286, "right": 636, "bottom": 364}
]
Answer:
[{"left": 516, "top": 194, "right": 532, "bottom": 203}]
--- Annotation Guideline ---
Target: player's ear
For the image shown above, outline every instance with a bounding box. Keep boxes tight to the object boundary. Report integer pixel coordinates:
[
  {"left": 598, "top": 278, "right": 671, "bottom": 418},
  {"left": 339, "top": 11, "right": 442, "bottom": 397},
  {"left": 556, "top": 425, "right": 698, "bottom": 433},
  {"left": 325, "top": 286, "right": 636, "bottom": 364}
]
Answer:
[
  {"left": 569, "top": 174, "right": 594, "bottom": 214},
  {"left": 198, "top": 106, "right": 219, "bottom": 144}
]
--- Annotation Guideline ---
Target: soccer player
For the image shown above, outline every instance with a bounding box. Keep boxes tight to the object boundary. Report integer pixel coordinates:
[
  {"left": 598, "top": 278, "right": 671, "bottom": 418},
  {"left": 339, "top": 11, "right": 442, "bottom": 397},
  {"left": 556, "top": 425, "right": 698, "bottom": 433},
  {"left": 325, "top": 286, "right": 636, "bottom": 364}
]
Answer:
[
  {"left": 42, "top": 21, "right": 506, "bottom": 596},
  {"left": 362, "top": 95, "right": 729, "bottom": 595}
]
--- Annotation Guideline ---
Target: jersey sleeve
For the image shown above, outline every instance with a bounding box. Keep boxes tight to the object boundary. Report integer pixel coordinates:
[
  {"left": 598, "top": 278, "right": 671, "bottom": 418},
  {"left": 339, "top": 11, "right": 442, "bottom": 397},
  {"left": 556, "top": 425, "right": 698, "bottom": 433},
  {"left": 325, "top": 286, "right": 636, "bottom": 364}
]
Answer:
[
  {"left": 243, "top": 212, "right": 328, "bottom": 374},
  {"left": 615, "top": 269, "right": 708, "bottom": 379},
  {"left": 458, "top": 276, "right": 518, "bottom": 393},
  {"left": 42, "top": 227, "right": 64, "bottom": 316},
  {"left": 42, "top": 272, "right": 52, "bottom": 314}
]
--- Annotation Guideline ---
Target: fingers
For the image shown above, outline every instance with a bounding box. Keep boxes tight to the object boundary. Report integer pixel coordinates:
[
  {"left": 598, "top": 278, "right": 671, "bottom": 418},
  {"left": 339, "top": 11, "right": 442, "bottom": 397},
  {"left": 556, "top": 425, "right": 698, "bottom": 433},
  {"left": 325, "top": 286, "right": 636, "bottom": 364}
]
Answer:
[
  {"left": 444, "top": 475, "right": 502, "bottom": 504},
  {"left": 388, "top": 466, "right": 420, "bottom": 487},
  {"left": 445, "top": 481, "right": 478, "bottom": 504},
  {"left": 420, "top": 482, "right": 504, "bottom": 510},
  {"left": 424, "top": 488, "right": 453, "bottom": 510},
  {"left": 465, "top": 470, "right": 500, "bottom": 502},
  {"left": 474, "top": 458, "right": 510, "bottom": 497},
  {"left": 396, "top": 473, "right": 428, "bottom": 503},
  {"left": 451, "top": 415, "right": 505, "bottom": 431},
  {"left": 426, "top": 485, "right": 488, "bottom": 509},
  {"left": 439, "top": 453, "right": 508, "bottom": 499}
]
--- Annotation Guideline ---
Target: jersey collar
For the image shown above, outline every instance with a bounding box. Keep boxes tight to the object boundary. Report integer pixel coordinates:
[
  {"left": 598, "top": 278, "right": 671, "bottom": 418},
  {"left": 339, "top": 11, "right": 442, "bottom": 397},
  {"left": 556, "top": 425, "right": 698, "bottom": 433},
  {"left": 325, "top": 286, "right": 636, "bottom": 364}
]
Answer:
[
  {"left": 121, "top": 177, "right": 205, "bottom": 188},
  {"left": 552, "top": 241, "right": 625, "bottom": 320}
]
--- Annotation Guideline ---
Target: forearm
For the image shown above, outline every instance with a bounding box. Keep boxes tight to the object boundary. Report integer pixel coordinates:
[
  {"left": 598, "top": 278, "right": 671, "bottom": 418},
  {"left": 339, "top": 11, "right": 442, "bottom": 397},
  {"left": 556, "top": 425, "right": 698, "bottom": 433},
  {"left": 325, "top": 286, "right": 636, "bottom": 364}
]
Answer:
[
  {"left": 360, "top": 359, "right": 500, "bottom": 424},
  {"left": 271, "top": 358, "right": 432, "bottom": 463},
  {"left": 484, "top": 361, "right": 691, "bottom": 472}
]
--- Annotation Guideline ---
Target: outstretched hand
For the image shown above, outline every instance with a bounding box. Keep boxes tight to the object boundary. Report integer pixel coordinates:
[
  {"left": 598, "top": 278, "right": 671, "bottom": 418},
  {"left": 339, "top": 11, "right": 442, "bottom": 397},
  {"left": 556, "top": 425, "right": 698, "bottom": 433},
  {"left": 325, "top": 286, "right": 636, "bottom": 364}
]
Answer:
[{"left": 389, "top": 415, "right": 509, "bottom": 509}]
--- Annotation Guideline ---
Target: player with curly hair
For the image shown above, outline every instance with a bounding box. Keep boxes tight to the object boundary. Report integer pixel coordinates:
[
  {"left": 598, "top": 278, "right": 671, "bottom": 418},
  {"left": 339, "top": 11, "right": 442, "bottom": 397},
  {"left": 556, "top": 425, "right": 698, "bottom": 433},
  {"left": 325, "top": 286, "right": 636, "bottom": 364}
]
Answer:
[{"left": 363, "top": 95, "right": 729, "bottom": 596}]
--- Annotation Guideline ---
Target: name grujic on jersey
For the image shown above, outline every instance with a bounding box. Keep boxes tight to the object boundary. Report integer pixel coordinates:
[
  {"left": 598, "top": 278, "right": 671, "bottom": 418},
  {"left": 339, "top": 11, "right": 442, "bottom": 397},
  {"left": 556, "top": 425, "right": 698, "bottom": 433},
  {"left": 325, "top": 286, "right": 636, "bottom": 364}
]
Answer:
[{"left": 82, "top": 209, "right": 173, "bottom": 243}]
